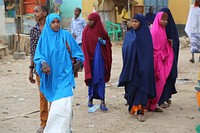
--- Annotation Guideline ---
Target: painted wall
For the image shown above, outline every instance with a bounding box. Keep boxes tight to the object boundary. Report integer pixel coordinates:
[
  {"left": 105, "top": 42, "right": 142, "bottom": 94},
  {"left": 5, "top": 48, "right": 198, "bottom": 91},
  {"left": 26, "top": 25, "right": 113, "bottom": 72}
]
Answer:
[
  {"left": 82, "top": 0, "right": 93, "bottom": 21},
  {"left": 60, "top": 0, "right": 82, "bottom": 29},
  {"left": 137, "top": 0, "right": 143, "bottom": 5},
  {"left": 168, "top": 0, "right": 191, "bottom": 24},
  {"left": 56, "top": 0, "right": 93, "bottom": 29}
]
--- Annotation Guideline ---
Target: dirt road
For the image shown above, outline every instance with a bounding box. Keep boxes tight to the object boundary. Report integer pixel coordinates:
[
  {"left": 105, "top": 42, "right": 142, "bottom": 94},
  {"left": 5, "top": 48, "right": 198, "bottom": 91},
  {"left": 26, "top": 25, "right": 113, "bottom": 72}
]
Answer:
[{"left": 0, "top": 45, "right": 199, "bottom": 133}]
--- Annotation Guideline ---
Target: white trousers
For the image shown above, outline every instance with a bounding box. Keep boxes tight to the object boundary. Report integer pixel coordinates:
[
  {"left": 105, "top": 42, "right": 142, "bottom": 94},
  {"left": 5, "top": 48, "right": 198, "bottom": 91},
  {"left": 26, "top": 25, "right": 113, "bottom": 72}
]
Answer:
[{"left": 44, "top": 96, "right": 73, "bottom": 133}]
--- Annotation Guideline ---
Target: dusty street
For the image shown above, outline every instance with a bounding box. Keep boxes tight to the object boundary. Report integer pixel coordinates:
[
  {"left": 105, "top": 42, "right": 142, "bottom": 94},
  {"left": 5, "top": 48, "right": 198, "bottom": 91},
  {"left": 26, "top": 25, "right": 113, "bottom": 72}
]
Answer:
[{"left": 0, "top": 44, "right": 199, "bottom": 133}]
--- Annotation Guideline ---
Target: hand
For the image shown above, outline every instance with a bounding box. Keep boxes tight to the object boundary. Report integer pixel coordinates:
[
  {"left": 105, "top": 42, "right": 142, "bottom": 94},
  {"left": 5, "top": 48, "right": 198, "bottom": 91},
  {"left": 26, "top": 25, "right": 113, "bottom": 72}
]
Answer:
[
  {"left": 98, "top": 37, "right": 106, "bottom": 45},
  {"left": 168, "top": 39, "right": 173, "bottom": 46},
  {"left": 85, "top": 79, "right": 91, "bottom": 86},
  {"left": 72, "top": 33, "right": 77, "bottom": 39},
  {"left": 42, "top": 62, "right": 51, "bottom": 74},
  {"left": 73, "top": 60, "right": 81, "bottom": 73},
  {"left": 29, "top": 70, "right": 36, "bottom": 83}
]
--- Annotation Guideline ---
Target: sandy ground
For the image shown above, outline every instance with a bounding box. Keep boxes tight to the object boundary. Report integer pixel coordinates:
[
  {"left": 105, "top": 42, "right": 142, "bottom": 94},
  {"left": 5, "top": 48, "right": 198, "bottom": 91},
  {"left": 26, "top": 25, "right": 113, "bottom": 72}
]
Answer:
[{"left": 0, "top": 44, "right": 200, "bottom": 133}]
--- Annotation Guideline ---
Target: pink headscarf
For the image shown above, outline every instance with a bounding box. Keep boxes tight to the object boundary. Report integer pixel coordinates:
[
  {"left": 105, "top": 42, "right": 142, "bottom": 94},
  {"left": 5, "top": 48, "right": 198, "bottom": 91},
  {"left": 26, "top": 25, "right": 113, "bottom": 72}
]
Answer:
[
  {"left": 148, "top": 12, "right": 174, "bottom": 110},
  {"left": 151, "top": 12, "right": 171, "bottom": 61},
  {"left": 151, "top": 12, "right": 174, "bottom": 78}
]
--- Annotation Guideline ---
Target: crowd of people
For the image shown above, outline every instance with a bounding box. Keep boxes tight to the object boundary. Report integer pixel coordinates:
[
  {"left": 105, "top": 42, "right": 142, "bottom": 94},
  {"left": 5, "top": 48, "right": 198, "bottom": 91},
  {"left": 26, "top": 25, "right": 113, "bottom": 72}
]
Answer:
[
  {"left": 119, "top": 8, "right": 179, "bottom": 122},
  {"left": 28, "top": 0, "right": 200, "bottom": 132}
]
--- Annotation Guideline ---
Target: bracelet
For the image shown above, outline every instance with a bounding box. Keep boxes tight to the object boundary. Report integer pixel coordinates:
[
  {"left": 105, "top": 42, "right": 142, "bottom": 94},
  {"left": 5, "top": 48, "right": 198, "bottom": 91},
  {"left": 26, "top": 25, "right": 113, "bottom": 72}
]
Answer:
[{"left": 29, "top": 66, "right": 34, "bottom": 69}]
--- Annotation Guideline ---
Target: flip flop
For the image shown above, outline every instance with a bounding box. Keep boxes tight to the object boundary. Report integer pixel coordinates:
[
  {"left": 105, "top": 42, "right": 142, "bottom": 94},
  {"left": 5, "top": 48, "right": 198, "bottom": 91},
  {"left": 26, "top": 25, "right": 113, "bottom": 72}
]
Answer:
[
  {"left": 166, "top": 99, "right": 172, "bottom": 105},
  {"left": 148, "top": 107, "right": 163, "bottom": 113},
  {"left": 136, "top": 114, "right": 145, "bottom": 122},
  {"left": 190, "top": 58, "right": 195, "bottom": 63},
  {"left": 160, "top": 103, "right": 169, "bottom": 108},
  {"left": 154, "top": 107, "right": 163, "bottom": 112}
]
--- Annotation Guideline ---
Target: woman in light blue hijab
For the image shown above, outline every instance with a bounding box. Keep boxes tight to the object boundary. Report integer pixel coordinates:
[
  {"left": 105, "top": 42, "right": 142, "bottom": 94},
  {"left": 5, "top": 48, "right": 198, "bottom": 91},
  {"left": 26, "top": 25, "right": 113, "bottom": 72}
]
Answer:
[{"left": 34, "top": 13, "right": 84, "bottom": 133}]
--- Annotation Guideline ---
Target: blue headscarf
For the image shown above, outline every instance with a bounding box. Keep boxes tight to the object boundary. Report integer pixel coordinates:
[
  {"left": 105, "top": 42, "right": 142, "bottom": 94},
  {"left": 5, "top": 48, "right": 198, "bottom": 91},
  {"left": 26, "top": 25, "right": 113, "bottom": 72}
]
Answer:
[
  {"left": 34, "top": 13, "right": 84, "bottom": 102},
  {"left": 158, "top": 8, "right": 179, "bottom": 105},
  {"left": 119, "top": 14, "right": 156, "bottom": 99}
]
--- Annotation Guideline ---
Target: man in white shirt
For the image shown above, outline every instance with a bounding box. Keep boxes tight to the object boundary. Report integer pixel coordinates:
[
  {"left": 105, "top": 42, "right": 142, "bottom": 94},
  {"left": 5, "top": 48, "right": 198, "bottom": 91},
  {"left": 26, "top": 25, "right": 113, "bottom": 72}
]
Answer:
[{"left": 71, "top": 7, "right": 87, "bottom": 48}]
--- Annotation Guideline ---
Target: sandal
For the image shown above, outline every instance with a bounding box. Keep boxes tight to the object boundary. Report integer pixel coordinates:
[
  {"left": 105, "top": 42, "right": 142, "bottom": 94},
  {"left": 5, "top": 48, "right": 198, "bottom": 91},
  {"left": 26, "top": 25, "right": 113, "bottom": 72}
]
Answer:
[
  {"left": 190, "top": 58, "right": 195, "bottom": 63},
  {"left": 100, "top": 103, "right": 108, "bottom": 111},
  {"left": 160, "top": 103, "right": 169, "bottom": 108},
  {"left": 154, "top": 107, "right": 163, "bottom": 112},
  {"left": 149, "top": 107, "right": 163, "bottom": 112},
  {"left": 136, "top": 114, "right": 145, "bottom": 122},
  {"left": 166, "top": 99, "right": 171, "bottom": 105}
]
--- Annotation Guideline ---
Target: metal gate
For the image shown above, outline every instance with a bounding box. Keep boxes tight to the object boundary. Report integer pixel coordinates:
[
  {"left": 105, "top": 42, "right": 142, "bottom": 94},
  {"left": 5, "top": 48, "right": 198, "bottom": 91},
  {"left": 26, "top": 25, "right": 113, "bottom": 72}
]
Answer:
[{"left": 144, "top": 0, "right": 168, "bottom": 14}]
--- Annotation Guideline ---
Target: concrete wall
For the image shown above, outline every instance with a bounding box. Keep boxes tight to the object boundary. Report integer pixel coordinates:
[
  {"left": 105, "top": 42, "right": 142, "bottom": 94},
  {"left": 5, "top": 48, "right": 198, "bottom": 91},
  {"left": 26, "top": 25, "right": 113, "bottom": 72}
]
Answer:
[
  {"left": 137, "top": 0, "right": 144, "bottom": 5},
  {"left": 60, "top": 0, "right": 82, "bottom": 29},
  {"left": 60, "top": 0, "right": 94, "bottom": 30},
  {"left": 23, "top": 15, "right": 36, "bottom": 34},
  {"left": 5, "top": 18, "right": 17, "bottom": 35},
  {"left": 168, "top": 0, "right": 190, "bottom": 24},
  {"left": 82, "top": 0, "right": 94, "bottom": 21},
  {"left": 0, "top": 0, "right": 6, "bottom": 34},
  {"left": 1, "top": 0, "right": 17, "bottom": 35}
]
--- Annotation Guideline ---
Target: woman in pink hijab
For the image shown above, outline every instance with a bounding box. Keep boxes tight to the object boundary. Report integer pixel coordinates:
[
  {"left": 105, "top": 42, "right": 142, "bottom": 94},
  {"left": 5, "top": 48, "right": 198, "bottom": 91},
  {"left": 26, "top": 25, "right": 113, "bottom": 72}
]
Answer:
[{"left": 148, "top": 12, "right": 174, "bottom": 112}]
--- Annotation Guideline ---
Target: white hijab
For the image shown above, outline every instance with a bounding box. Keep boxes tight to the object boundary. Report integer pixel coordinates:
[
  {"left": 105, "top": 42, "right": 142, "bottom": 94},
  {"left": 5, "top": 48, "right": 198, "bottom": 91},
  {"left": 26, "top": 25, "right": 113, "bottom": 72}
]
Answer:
[{"left": 185, "top": 5, "right": 200, "bottom": 37}]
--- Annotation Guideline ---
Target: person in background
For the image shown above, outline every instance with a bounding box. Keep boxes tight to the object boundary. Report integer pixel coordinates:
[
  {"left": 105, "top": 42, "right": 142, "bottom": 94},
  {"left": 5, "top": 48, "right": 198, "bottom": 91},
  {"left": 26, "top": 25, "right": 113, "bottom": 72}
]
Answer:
[
  {"left": 158, "top": 8, "right": 179, "bottom": 108},
  {"left": 145, "top": 6, "right": 156, "bottom": 27},
  {"left": 82, "top": 12, "right": 112, "bottom": 111},
  {"left": 118, "top": 14, "right": 156, "bottom": 122},
  {"left": 34, "top": 13, "right": 84, "bottom": 133},
  {"left": 185, "top": 0, "right": 200, "bottom": 63},
  {"left": 29, "top": 5, "right": 48, "bottom": 133},
  {"left": 148, "top": 12, "right": 174, "bottom": 112},
  {"left": 121, "top": 3, "right": 130, "bottom": 36},
  {"left": 71, "top": 7, "right": 87, "bottom": 48}
]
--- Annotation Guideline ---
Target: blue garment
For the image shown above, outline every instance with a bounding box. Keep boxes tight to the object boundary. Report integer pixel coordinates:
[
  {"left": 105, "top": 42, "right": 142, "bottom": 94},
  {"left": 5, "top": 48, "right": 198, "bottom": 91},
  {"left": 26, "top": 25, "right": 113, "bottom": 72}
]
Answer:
[
  {"left": 34, "top": 13, "right": 84, "bottom": 102},
  {"left": 88, "top": 42, "right": 105, "bottom": 100},
  {"left": 71, "top": 16, "right": 87, "bottom": 44},
  {"left": 158, "top": 8, "right": 179, "bottom": 105},
  {"left": 145, "top": 12, "right": 156, "bottom": 25},
  {"left": 124, "top": 55, "right": 148, "bottom": 111},
  {"left": 118, "top": 14, "right": 156, "bottom": 111}
]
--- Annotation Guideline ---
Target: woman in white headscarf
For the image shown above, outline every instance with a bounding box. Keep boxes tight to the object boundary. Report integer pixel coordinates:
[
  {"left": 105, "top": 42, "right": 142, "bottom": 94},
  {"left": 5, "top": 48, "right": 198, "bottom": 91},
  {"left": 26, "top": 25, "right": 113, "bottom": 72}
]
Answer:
[{"left": 185, "top": 0, "right": 200, "bottom": 63}]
